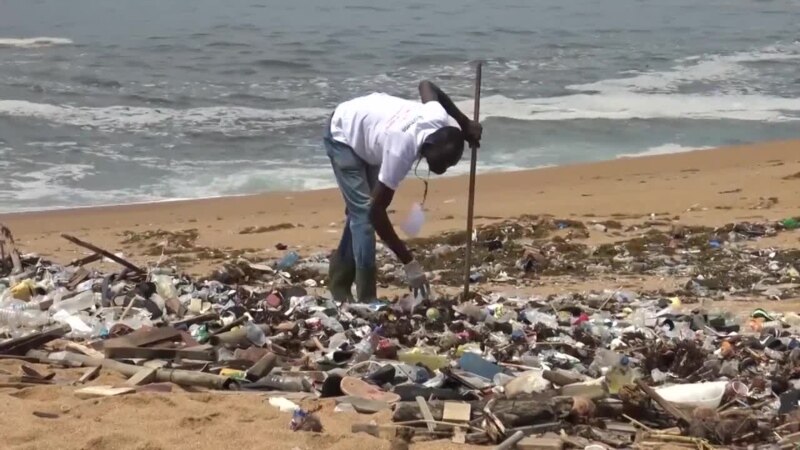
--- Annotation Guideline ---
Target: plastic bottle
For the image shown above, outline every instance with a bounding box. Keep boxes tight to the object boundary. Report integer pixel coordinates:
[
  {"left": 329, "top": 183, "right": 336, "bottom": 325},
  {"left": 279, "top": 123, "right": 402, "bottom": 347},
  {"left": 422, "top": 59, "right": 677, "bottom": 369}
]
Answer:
[
  {"left": 523, "top": 310, "right": 559, "bottom": 328},
  {"left": 0, "top": 307, "right": 50, "bottom": 328},
  {"left": 398, "top": 347, "right": 449, "bottom": 371},
  {"left": 244, "top": 321, "right": 268, "bottom": 347},
  {"left": 313, "top": 312, "right": 344, "bottom": 334},
  {"left": 152, "top": 274, "right": 178, "bottom": 300},
  {"left": 352, "top": 326, "right": 382, "bottom": 363},
  {"left": 51, "top": 290, "right": 97, "bottom": 314},
  {"left": 277, "top": 251, "right": 300, "bottom": 270},
  {"left": 605, "top": 355, "right": 640, "bottom": 394}
]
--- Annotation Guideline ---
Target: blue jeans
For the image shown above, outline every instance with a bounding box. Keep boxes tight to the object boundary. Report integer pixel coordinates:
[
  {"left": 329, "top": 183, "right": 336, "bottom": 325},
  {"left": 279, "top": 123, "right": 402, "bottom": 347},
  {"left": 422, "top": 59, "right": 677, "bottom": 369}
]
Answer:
[{"left": 324, "top": 120, "right": 379, "bottom": 302}]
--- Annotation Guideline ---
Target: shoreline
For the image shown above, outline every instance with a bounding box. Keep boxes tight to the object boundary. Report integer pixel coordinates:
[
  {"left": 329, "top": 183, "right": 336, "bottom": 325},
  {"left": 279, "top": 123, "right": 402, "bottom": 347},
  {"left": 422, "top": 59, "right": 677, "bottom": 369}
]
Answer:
[
  {"left": 0, "top": 138, "right": 798, "bottom": 275},
  {"left": 0, "top": 140, "right": 769, "bottom": 217}
]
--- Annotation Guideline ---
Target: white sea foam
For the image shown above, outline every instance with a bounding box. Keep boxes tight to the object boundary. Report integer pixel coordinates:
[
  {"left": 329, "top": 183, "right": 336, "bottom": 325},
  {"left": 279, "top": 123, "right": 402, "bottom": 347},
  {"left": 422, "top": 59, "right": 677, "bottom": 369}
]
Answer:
[
  {"left": 0, "top": 100, "right": 329, "bottom": 134},
  {"left": 461, "top": 92, "right": 800, "bottom": 122},
  {"left": 0, "top": 37, "right": 74, "bottom": 48},
  {"left": 456, "top": 42, "right": 800, "bottom": 122},
  {"left": 616, "top": 143, "right": 714, "bottom": 159}
]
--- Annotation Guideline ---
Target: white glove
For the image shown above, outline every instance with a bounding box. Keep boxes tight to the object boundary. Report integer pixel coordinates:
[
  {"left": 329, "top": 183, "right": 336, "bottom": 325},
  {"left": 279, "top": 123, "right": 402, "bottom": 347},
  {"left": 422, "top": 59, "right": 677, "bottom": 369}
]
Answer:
[{"left": 404, "top": 260, "right": 430, "bottom": 299}]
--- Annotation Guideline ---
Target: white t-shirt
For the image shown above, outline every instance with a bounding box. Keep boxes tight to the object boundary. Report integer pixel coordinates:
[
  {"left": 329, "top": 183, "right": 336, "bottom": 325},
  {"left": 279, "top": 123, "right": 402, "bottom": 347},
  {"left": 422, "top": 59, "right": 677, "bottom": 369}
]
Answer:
[{"left": 329, "top": 93, "right": 451, "bottom": 190}]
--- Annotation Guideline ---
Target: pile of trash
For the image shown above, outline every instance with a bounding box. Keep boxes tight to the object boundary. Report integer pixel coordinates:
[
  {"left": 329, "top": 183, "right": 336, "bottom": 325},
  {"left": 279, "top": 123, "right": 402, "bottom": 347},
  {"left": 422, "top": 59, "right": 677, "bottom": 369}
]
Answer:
[{"left": 1, "top": 220, "right": 799, "bottom": 449}]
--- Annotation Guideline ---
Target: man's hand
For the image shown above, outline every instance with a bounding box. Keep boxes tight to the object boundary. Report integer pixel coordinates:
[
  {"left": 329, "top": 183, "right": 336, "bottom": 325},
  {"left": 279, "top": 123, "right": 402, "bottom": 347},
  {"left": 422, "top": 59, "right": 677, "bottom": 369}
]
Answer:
[
  {"left": 404, "top": 260, "right": 430, "bottom": 299},
  {"left": 463, "top": 120, "right": 482, "bottom": 148}
]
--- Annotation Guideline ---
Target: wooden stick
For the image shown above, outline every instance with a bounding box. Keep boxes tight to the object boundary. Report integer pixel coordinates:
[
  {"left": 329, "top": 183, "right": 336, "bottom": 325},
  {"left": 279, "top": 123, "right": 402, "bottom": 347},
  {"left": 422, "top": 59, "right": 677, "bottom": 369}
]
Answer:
[
  {"left": 61, "top": 234, "right": 144, "bottom": 274},
  {"left": 636, "top": 379, "right": 691, "bottom": 424},
  {"left": 417, "top": 396, "right": 437, "bottom": 432},
  {"left": 462, "top": 61, "right": 483, "bottom": 299}
]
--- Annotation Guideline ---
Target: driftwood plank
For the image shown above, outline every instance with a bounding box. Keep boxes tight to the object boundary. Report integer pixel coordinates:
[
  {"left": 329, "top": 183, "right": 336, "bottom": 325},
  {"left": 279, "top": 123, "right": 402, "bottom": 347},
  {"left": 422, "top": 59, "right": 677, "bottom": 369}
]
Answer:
[{"left": 61, "top": 234, "right": 144, "bottom": 274}]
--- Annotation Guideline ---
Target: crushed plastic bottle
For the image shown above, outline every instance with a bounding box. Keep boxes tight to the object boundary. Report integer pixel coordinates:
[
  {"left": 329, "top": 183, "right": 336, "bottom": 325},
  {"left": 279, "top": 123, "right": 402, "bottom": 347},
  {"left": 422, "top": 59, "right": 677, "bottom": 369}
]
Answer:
[
  {"left": 503, "top": 369, "right": 552, "bottom": 398},
  {"left": 352, "top": 325, "right": 382, "bottom": 363},
  {"left": 277, "top": 251, "right": 300, "bottom": 270},
  {"left": 152, "top": 274, "right": 178, "bottom": 300},
  {"left": 605, "top": 355, "right": 640, "bottom": 394},
  {"left": 244, "top": 321, "right": 268, "bottom": 347},
  {"left": 523, "top": 310, "right": 559, "bottom": 328},
  {"left": 51, "top": 290, "right": 98, "bottom": 314}
]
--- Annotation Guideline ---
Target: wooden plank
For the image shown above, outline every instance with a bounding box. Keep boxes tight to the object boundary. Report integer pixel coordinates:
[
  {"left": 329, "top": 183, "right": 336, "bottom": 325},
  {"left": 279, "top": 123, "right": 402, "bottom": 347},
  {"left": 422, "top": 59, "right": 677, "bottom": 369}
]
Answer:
[
  {"left": 66, "top": 267, "right": 91, "bottom": 289},
  {"left": 517, "top": 436, "right": 564, "bottom": 450},
  {"left": 102, "top": 326, "right": 181, "bottom": 349},
  {"left": 126, "top": 367, "right": 157, "bottom": 386},
  {"left": 21, "top": 364, "right": 54, "bottom": 380},
  {"left": 75, "top": 366, "right": 101, "bottom": 385},
  {"left": 66, "top": 342, "right": 105, "bottom": 359},
  {"left": 170, "top": 312, "right": 219, "bottom": 328},
  {"left": 74, "top": 385, "right": 135, "bottom": 399},
  {"left": 452, "top": 427, "right": 466, "bottom": 444},
  {"left": 0, "top": 325, "right": 71, "bottom": 355},
  {"left": 416, "top": 396, "right": 436, "bottom": 432},
  {"left": 61, "top": 234, "right": 145, "bottom": 274},
  {"left": 442, "top": 402, "right": 471, "bottom": 423},
  {"left": 104, "top": 345, "right": 216, "bottom": 361},
  {"left": 67, "top": 253, "right": 103, "bottom": 268}
]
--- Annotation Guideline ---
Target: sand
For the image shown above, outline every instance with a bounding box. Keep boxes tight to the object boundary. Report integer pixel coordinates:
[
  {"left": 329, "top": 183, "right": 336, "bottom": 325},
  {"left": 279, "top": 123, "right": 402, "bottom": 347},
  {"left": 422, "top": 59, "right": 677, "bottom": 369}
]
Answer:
[
  {"left": 2, "top": 139, "right": 799, "bottom": 277},
  {"left": 1, "top": 139, "right": 800, "bottom": 449}
]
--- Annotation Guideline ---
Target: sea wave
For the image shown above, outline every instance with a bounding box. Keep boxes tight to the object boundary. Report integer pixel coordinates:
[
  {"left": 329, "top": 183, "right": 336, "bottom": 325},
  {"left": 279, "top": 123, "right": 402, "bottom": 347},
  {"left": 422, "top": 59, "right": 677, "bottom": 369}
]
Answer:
[
  {"left": 0, "top": 100, "right": 330, "bottom": 134},
  {"left": 0, "top": 37, "right": 74, "bottom": 48},
  {"left": 455, "top": 42, "right": 800, "bottom": 122},
  {"left": 461, "top": 92, "right": 800, "bottom": 122},
  {"left": 616, "top": 143, "right": 714, "bottom": 159}
]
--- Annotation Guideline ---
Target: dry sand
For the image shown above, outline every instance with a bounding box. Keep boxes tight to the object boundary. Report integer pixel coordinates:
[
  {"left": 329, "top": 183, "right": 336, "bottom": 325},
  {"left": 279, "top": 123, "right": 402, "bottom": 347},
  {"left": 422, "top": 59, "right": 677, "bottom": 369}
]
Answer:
[{"left": 1, "top": 139, "right": 800, "bottom": 449}]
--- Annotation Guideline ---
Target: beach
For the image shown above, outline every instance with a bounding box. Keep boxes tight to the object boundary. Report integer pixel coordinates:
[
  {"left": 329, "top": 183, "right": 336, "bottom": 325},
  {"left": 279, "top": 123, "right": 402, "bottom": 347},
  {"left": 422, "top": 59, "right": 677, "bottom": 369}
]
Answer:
[
  {"left": 1, "top": 140, "right": 800, "bottom": 449},
  {"left": 2, "top": 139, "right": 798, "bottom": 277}
]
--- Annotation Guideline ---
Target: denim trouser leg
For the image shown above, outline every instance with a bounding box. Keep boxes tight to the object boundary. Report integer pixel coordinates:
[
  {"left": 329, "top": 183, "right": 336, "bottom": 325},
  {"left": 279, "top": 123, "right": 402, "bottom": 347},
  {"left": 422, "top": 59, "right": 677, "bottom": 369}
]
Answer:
[{"left": 324, "top": 127, "right": 379, "bottom": 302}]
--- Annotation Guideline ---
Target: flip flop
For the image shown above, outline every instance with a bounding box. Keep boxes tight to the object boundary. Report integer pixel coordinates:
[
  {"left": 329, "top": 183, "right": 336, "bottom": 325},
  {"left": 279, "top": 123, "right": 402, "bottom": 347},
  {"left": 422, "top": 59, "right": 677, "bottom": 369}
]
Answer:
[{"left": 340, "top": 376, "right": 400, "bottom": 404}]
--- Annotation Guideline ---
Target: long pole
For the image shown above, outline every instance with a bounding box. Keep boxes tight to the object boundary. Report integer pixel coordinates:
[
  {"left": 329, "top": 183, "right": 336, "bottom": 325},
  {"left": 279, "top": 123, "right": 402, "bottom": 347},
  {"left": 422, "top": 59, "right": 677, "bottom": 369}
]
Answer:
[{"left": 463, "top": 62, "right": 482, "bottom": 299}]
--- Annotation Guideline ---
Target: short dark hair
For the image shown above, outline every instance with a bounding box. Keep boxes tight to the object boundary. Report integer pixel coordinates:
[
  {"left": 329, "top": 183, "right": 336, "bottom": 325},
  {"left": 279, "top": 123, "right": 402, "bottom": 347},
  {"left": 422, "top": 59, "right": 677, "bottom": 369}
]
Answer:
[{"left": 427, "top": 126, "right": 465, "bottom": 160}]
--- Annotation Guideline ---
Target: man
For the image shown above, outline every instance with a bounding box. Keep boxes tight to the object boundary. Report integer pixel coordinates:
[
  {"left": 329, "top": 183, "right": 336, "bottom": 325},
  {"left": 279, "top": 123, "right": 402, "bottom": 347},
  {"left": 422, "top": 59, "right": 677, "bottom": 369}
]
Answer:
[{"left": 324, "top": 80, "right": 482, "bottom": 302}]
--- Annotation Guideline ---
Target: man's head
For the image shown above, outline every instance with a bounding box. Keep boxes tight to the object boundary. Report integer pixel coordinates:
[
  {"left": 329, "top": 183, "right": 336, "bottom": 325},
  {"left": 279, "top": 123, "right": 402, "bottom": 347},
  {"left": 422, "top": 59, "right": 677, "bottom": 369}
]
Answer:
[{"left": 420, "top": 126, "right": 464, "bottom": 175}]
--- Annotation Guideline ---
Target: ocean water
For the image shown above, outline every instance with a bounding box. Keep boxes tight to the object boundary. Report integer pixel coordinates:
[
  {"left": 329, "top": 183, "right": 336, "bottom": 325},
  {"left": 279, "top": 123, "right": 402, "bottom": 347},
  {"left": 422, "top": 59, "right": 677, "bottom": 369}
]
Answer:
[{"left": 0, "top": 0, "right": 799, "bottom": 212}]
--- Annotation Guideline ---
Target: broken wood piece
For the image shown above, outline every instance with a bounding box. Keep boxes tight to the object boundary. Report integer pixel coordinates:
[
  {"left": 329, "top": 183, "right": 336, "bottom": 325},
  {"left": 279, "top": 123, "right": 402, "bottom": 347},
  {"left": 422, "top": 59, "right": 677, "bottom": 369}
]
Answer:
[
  {"left": 103, "top": 345, "right": 217, "bottom": 361},
  {"left": 74, "top": 385, "right": 135, "bottom": 399},
  {"left": 442, "top": 402, "right": 471, "bottom": 423},
  {"left": 67, "top": 253, "right": 103, "bottom": 268},
  {"left": 171, "top": 312, "right": 219, "bottom": 328},
  {"left": 29, "top": 349, "right": 236, "bottom": 390},
  {"left": 66, "top": 267, "right": 91, "bottom": 290},
  {"left": 21, "top": 364, "right": 55, "bottom": 380},
  {"left": 0, "top": 324, "right": 71, "bottom": 355},
  {"left": 208, "top": 316, "right": 246, "bottom": 338},
  {"left": 61, "top": 234, "right": 145, "bottom": 274},
  {"left": 102, "top": 326, "right": 181, "bottom": 348},
  {"left": 75, "top": 366, "right": 101, "bottom": 385},
  {"left": 517, "top": 436, "right": 564, "bottom": 450},
  {"left": 66, "top": 342, "right": 105, "bottom": 359},
  {"left": 452, "top": 427, "right": 466, "bottom": 444},
  {"left": 416, "top": 396, "right": 437, "bottom": 432},
  {"left": 0, "top": 224, "right": 23, "bottom": 274},
  {"left": 126, "top": 367, "right": 157, "bottom": 386},
  {"left": 636, "top": 380, "right": 692, "bottom": 424},
  {"left": 493, "top": 430, "right": 525, "bottom": 450}
]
